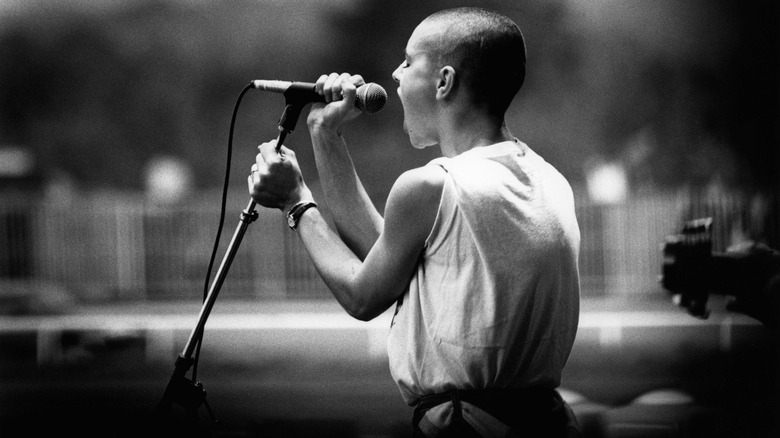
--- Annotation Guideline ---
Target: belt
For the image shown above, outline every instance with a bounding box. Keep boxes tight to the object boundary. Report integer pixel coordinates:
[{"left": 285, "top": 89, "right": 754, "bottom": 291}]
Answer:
[
  {"left": 412, "top": 387, "right": 574, "bottom": 437},
  {"left": 415, "top": 387, "right": 559, "bottom": 418}
]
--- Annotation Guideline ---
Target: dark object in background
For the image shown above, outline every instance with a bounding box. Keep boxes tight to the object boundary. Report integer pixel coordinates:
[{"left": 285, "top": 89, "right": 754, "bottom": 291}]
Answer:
[{"left": 661, "top": 217, "right": 780, "bottom": 327}]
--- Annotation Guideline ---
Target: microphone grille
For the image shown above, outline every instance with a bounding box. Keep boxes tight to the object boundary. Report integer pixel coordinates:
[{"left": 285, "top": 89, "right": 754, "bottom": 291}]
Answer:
[{"left": 356, "top": 83, "right": 388, "bottom": 114}]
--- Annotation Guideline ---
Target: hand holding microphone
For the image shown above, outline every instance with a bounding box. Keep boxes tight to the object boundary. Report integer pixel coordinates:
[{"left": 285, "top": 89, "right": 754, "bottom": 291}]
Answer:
[
  {"left": 251, "top": 73, "right": 387, "bottom": 147},
  {"left": 253, "top": 74, "right": 387, "bottom": 114},
  {"left": 252, "top": 73, "right": 387, "bottom": 149},
  {"left": 249, "top": 73, "right": 381, "bottom": 209}
]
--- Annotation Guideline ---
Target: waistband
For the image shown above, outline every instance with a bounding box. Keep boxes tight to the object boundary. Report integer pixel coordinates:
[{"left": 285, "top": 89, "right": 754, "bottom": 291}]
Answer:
[
  {"left": 413, "top": 387, "right": 561, "bottom": 425},
  {"left": 417, "top": 387, "right": 559, "bottom": 407}
]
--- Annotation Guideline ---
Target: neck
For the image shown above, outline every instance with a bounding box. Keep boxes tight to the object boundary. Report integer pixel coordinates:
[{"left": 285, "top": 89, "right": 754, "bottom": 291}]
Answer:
[{"left": 437, "top": 110, "right": 514, "bottom": 157}]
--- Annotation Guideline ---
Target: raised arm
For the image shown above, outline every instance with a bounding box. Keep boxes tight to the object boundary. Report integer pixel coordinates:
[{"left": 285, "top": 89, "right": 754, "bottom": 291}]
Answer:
[
  {"left": 306, "top": 73, "right": 383, "bottom": 260},
  {"left": 308, "top": 125, "right": 383, "bottom": 260}
]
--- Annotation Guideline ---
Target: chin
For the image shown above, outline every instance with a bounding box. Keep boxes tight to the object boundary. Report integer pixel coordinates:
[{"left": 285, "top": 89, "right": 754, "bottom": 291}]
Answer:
[
  {"left": 404, "top": 124, "right": 436, "bottom": 150},
  {"left": 409, "top": 137, "right": 437, "bottom": 150}
]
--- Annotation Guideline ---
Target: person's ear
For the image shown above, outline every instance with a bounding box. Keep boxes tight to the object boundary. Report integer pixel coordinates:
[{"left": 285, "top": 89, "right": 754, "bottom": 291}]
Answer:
[{"left": 436, "top": 66, "right": 456, "bottom": 100}]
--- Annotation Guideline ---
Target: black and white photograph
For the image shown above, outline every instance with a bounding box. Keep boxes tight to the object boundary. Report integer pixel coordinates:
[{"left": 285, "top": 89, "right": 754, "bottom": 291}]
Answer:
[{"left": 0, "top": 0, "right": 778, "bottom": 437}]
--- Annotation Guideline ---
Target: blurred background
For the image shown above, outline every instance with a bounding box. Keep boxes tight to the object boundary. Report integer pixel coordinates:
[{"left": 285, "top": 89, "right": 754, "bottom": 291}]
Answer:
[{"left": 0, "top": 0, "right": 778, "bottom": 437}]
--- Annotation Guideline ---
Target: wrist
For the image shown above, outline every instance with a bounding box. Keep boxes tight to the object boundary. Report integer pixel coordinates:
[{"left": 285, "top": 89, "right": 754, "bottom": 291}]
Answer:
[
  {"left": 286, "top": 200, "right": 318, "bottom": 230},
  {"left": 308, "top": 119, "right": 344, "bottom": 137},
  {"left": 282, "top": 187, "right": 314, "bottom": 214}
]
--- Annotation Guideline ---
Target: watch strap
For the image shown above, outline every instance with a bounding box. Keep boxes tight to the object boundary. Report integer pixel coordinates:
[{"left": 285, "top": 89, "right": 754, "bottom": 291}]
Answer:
[{"left": 287, "top": 201, "right": 317, "bottom": 230}]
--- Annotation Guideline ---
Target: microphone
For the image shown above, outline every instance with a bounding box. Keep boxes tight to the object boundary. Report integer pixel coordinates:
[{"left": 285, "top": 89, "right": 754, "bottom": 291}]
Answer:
[{"left": 252, "top": 80, "right": 387, "bottom": 114}]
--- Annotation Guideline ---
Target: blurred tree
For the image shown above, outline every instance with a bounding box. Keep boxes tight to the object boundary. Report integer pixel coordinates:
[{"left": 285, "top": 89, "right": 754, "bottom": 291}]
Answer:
[
  {"left": 0, "top": 0, "right": 776, "bottom": 196},
  {"left": 0, "top": 0, "right": 338, "bottom": 190}
]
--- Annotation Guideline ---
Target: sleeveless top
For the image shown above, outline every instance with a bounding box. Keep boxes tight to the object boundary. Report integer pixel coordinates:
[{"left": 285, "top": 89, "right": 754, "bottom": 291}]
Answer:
[{"left": 387, "top": 140, "right": 581, "bottom": 405}]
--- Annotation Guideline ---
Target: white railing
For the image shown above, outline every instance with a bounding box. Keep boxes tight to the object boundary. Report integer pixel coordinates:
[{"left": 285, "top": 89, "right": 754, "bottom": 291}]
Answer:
[{"left": 1, "top": 188, "right": 775, "bottom": 302}]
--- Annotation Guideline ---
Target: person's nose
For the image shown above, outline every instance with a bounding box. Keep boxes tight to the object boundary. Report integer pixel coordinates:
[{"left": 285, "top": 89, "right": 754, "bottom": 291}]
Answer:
[{"left": 392, "top": 62, "right": 403, "bottom": 84}]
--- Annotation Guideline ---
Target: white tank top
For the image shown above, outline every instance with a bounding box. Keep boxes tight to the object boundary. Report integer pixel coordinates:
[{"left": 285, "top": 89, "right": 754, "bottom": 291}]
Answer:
[{"left": 387, "top": 140, "right": 580, "bottom": 405}]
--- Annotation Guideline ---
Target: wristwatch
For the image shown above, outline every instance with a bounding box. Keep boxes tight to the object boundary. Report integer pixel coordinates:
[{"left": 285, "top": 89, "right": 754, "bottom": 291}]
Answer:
[{"left": 286, "top": 201, "right": 317, "bottom": 230}]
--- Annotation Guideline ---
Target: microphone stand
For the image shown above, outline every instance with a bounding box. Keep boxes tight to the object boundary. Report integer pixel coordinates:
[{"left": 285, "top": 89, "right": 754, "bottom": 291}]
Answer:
[
  {"left": 152, "top": 92, "right": 307, "bottom": 434},
  {"left": 151, "top": 197, "right": 262, "bottom": 433}
]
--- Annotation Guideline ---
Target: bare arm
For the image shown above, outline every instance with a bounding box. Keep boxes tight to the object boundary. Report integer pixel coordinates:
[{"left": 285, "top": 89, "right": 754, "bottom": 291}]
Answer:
[
  {"left": 308, "top": 125, "right": 383, "bottom": 260},
  {"left": 306, "top": 73, "right": 383, "bottom": 260},
  {"left": 248, "top": 141, "right": 444, "bottom": 321},
  {"left": 295, "top": 165, "right": 443, "bottom": 320}
]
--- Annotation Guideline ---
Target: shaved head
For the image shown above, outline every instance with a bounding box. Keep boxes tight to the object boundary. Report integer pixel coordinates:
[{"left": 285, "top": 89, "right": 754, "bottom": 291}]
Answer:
[{"left": 419, "top": 8, "right": 526, "bottom": 115}]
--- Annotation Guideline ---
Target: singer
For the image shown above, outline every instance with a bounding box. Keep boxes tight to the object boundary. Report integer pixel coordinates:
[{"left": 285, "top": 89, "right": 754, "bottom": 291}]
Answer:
[{"left": 248, "top": 7, "right": 581, "bottom": 437}]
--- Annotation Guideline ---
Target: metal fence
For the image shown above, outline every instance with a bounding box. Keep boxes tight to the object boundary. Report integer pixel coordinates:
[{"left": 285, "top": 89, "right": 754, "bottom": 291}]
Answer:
[{"left": 1, "top": 188, "right": 777, "bottom": 303}]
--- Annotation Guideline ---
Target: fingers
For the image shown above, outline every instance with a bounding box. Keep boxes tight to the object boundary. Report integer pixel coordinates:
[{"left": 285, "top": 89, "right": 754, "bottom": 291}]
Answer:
[
  {"left": 258, "top": 140, "right": 280, "bottom": 163},
  {"left": 329, "top": 73, "right": 346, "bottom": 102},
  {"left": 257, "top": 141, "right": 296, "bottom": 165},
  {"left": 249, "top": 141, "right": 278, "bottom": 185},
  {"left": 314, "top": 74, "right": 329, "bottom": 96},
  {"left": 254, "top": 141, "right": 298, "bottom": 186},
  {"left": 314, "top": 72, "right": 366, "bottom": 103},
  {"left": 248, "top": 141, "right": 303, "bottom": 210}
]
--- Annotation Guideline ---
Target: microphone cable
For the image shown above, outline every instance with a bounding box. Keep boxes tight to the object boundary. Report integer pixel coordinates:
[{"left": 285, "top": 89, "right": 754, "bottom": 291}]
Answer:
[{"left": 192, "top": 82, "right": 254, "bottom": 381}]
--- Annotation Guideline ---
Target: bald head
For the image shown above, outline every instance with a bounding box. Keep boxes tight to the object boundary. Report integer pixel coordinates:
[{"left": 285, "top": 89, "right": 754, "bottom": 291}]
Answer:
[{"left": 419, "top": 8, "right": 526, "bottom": 115}]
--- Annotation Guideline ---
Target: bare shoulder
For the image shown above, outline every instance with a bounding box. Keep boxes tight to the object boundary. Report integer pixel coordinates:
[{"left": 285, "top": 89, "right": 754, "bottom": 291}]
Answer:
[
  {"left": 391, "top": 165, "right": 446, "bottom": 205},
  {"left": 383, "top": 164, "right": 446, "bottom": 242}
]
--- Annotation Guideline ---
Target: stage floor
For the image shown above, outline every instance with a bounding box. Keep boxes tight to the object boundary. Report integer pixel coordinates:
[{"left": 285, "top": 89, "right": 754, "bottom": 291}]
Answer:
[{"left": 1, "top": 295, "right": 777, "bottom": 437}]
